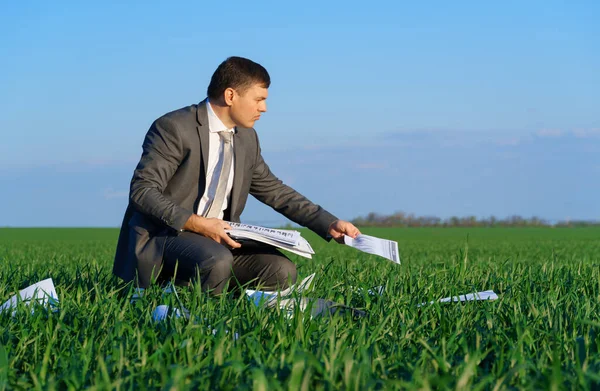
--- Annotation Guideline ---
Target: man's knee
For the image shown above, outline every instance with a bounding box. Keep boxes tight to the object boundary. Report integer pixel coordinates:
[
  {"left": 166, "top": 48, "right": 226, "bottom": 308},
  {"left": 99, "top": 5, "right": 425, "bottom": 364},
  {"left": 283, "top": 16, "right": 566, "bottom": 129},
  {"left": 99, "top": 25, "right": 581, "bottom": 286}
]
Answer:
[
  {"left": 200, "top": 249, "right": 234, "bottom": 293},
  {"left": 276, "top": 260, "right": 297, "bottom": 289},
  {"left": 205, "top": 252, "right": 234, "bottom": 276}
]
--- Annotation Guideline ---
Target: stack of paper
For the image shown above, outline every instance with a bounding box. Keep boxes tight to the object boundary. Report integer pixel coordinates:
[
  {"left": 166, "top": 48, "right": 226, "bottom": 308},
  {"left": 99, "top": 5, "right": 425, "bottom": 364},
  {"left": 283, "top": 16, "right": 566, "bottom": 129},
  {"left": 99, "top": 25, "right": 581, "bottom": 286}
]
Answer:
[{"left": 226, "top": 222, "right": 314, "bottom": 258}]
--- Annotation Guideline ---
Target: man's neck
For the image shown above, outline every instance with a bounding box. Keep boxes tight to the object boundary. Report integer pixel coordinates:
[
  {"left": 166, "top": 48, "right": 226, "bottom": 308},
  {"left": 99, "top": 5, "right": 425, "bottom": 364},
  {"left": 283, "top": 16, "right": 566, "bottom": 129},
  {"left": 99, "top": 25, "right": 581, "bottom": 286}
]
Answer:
[{"left": 208, "top": 99, "right": 236, "bottom": 129}]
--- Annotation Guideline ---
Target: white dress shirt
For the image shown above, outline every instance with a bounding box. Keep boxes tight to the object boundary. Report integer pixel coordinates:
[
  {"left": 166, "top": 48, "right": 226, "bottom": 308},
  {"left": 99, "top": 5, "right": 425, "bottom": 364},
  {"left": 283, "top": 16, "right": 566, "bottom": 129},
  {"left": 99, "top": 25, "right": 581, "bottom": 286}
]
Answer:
[{"left": 196, "top": 100, "right": 235, "bottom": 219}]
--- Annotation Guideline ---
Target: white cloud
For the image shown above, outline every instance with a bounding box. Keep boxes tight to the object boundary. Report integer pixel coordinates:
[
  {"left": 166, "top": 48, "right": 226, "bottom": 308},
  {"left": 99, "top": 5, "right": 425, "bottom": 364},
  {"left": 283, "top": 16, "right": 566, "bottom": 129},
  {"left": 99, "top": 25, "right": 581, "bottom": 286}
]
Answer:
[
  {"left": 572, "top": 129, "right": 600, "bottom": 139},
  {"left": 536, "top": 129, "right": 563, "bottom": 138},
  {"left": 495, "top": 138, "right": 521, "bottom": 147}
]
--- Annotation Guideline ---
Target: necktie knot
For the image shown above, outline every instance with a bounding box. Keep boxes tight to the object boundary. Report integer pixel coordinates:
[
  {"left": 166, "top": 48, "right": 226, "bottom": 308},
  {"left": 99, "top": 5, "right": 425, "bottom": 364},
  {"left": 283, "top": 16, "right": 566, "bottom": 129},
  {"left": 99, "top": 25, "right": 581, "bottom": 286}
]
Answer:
[{"left": 220, "top": 131, "right": 233, "bottom": 143}]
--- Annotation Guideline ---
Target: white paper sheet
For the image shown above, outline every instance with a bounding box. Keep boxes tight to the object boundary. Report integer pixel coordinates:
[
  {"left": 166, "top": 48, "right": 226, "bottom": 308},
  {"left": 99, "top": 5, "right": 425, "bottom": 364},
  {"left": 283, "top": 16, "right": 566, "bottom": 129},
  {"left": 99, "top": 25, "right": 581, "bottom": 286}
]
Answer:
[
  {"left": 246, "top": 273, "right": 315, "bottom": 314},
  {"left": 267, "top": 297, "right": 332, "bottom": 318},
  {"left": 245, "top": 273, "right": 315, "bottom": 304},
  {"left": 344, "top": 234, "right": 400, "bottom": 264},
  {"left": 130, "top": 282, "right": 177, "bottom": 303},
  {"left": 247, "top": 295, "right": 365, "bottom": 318},
  {"left": 0, "top": 278, "right": 59, "bottom": 315},
  {"left": 244, "top": 274, "right": 365, "bottom": 318},
  {"left": 354, "top": 285, "right": 385, "bottom": 296},
  {"left": 418, "top": 290, "right": 498, "bottom": 307},
  {"left": 152, "top": 304, "right": 239, "bottom": 339},
  {"left": 152, "top": 304, "right": 190, "bottom": 321}
]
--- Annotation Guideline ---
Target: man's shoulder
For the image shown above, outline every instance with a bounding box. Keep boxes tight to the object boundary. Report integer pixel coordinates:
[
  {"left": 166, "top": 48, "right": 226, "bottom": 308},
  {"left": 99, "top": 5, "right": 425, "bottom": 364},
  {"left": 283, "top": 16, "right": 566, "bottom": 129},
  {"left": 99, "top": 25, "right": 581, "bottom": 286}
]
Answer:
[{"left": 157, "top": 104, "right": 199, "bottom": 126}]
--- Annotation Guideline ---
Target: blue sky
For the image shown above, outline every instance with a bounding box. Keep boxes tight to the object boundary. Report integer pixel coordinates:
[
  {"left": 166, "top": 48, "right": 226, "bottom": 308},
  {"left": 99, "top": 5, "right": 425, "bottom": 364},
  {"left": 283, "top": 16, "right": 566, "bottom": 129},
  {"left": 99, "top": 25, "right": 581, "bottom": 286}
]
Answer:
[{"left": 1, "top": 1, "right": 598, "bottom": 227}]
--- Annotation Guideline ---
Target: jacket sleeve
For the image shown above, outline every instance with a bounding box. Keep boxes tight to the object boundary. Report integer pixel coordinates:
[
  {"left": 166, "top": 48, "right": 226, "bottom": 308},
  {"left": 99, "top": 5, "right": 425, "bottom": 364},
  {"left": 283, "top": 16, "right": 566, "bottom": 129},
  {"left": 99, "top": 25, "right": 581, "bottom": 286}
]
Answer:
[
  {"left": 129, "top": 117, "right": 193, "bottom": 231},
  {"left": 249, "top": 131, "right": 338, "bottom": 240}
]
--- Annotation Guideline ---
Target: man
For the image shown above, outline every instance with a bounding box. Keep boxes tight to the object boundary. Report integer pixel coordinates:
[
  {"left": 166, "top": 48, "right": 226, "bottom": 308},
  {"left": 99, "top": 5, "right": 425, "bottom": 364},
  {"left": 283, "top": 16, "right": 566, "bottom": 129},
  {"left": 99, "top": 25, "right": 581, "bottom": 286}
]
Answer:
[{"left": 113, "top": 56, "right": 360, "bottom": 294}]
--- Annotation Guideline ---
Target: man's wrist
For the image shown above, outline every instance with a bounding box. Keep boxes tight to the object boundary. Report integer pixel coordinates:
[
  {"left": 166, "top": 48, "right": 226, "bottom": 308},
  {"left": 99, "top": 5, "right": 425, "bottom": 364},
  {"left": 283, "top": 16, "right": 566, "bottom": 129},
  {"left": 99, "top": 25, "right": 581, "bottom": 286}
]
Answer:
[
  {"left": 327, "top": 219, "right": 339, "bottom": 232},
  {"left": 183, "top": 214, "right": 204, "bottom": 232}
]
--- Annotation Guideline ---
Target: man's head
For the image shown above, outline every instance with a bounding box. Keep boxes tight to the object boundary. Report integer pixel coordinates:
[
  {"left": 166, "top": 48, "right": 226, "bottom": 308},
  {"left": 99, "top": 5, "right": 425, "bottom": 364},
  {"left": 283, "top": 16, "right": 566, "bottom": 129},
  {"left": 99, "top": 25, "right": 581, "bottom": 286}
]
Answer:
[{"left": 207, "top": 57, "right": 270, "bottom": 128}]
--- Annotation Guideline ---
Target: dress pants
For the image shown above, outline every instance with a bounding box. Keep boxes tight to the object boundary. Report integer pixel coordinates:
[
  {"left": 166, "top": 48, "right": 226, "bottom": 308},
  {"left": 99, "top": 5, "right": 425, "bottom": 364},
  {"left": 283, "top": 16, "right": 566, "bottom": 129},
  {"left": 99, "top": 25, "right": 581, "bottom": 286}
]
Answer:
[{"left": 160, "top": 232, "right": 298, "bottom": 294}]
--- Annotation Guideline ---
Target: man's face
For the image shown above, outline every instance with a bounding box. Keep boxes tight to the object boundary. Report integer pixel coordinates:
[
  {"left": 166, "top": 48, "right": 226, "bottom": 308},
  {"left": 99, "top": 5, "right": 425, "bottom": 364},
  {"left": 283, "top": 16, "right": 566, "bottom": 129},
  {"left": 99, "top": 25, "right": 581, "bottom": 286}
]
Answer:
[{"left": 229, "top": 83, "right": 268, "bottom": 128}]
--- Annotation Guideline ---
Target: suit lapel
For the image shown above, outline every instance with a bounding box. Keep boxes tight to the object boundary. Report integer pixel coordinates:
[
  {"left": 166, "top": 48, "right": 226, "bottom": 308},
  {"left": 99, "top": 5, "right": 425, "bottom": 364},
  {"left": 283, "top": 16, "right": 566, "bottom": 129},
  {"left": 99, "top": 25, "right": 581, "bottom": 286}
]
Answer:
[{"left": 196, "top": 100, "right": 210, "bottom": 175}]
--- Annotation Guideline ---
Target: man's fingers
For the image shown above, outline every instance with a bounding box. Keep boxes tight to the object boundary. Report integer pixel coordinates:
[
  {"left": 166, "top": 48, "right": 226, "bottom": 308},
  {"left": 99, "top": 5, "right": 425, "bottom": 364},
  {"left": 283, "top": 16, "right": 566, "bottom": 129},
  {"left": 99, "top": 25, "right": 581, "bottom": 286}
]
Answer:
[
  {"left": 336, "top": 222, "right": 357, "bottom": 237},
  {"left": 331, "top": 230, "right": 343, "bottom": 239},
  {"left": 222, "top": 233, "right": 241, "bottom": 249},
  {"left": 344, "top": 223, "right": 360, "bottom": 238}
]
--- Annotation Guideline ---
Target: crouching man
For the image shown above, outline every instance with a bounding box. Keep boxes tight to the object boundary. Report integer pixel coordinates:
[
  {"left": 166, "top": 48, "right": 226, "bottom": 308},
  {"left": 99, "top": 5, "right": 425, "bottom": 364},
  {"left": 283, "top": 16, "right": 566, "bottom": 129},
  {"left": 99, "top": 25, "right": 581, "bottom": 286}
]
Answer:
[{"left": 113, "top": 56, "right": 360, "bottom": 293}]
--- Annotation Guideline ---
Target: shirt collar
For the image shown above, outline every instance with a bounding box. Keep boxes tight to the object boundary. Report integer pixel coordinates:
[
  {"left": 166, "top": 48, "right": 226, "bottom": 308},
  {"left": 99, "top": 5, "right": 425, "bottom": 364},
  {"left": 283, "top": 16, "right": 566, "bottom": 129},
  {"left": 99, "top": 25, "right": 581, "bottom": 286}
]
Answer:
[{"left": 206, "top": 99, "right": 235, "bottom": 133}]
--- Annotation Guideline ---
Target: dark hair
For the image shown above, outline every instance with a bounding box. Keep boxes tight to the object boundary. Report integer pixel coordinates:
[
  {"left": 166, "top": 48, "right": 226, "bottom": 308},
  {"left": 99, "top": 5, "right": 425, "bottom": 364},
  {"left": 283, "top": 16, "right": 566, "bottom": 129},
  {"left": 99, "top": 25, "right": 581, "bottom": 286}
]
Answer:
[{"left": 207, "top": 57, "right": 270, "bottom": 100}]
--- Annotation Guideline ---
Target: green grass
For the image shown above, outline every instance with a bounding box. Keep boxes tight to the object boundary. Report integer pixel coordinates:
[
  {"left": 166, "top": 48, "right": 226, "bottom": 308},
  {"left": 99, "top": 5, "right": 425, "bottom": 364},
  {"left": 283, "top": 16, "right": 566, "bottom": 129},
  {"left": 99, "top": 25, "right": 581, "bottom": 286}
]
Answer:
[{"left": 1, "top": 227, "right": 600, "bottom": 390}]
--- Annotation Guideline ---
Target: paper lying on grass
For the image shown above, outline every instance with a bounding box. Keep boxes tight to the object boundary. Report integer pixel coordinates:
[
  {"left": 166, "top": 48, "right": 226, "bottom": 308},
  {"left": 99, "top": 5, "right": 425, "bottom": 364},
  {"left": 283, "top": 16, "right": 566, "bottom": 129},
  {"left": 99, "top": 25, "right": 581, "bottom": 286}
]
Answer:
[
  {"left": 248, "top": 295, "right": 366, "bottom": 318},
  {"left": 152, "top": 305, "right": 239, "bottom": 339},
  {"left": 418, "top": 290, "right": 498, "bottom": 307},
  {"left": 245, "top": 273, "right": 316, "bottom": 314},
  {"left": 152, "top": 304, "right": 190, "bottom": 321},
  {"left": 344, "top": 234, "right": 400, "bottom": 264},
  {"left": 151, "top": 283, "right": 240, "bottom": 340},
  {"left": 354, "top": 285, "right": 385, "bottom": 296},
  {"left": 131, "top": 282, "right": 176, "bottom": 303},
  {"left": 245, "top": 273, "right": 366, "bottom": 318},
  {"left": 0, "top": 278, "right": 59, "bottom": 315},
  {"left": 245, "top": 273, "right": 315, "bottom": 306}
]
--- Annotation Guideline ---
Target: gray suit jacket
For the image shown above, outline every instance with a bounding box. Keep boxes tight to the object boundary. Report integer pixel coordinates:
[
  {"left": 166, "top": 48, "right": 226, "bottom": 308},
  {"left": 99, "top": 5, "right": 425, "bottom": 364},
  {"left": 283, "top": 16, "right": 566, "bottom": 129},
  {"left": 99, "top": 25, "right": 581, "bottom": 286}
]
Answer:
[{"left": 113, "top": 100, "right": 338, "bottom": 287}]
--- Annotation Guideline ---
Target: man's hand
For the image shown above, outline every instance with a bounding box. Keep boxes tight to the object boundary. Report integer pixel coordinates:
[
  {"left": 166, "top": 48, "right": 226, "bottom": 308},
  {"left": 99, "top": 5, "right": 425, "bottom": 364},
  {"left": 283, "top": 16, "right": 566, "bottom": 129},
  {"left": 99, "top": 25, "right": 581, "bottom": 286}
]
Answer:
[
  {"left": 328, "top": 220, "right": 361, "bottom": 244},
  {"left": 183, "top": 215, "right": 241, "bottom": 249}
]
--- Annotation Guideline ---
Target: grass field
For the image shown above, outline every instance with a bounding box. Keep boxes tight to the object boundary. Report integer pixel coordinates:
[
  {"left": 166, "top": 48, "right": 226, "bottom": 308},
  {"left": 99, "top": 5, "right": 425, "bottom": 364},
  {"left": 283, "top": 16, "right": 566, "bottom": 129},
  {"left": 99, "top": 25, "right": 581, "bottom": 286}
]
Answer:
[{"left": 1, "top": 227, "right": 599, "bottom": 390}]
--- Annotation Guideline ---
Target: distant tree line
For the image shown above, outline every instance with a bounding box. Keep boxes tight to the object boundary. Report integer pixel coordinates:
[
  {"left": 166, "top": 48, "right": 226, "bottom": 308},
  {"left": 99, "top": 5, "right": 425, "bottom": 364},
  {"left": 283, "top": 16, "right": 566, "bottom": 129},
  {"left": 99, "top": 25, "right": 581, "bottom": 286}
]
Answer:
[{"left": 351, "top": 211, "right": 599, "bottom": 228}]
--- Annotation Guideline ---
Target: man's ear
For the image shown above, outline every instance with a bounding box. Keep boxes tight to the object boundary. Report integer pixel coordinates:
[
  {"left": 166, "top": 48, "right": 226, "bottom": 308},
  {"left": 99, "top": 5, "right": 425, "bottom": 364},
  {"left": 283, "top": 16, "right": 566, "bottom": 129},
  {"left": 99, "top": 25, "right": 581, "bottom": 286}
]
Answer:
[{"left": 223, "top": 88, "right": 235, "bottom": 106}]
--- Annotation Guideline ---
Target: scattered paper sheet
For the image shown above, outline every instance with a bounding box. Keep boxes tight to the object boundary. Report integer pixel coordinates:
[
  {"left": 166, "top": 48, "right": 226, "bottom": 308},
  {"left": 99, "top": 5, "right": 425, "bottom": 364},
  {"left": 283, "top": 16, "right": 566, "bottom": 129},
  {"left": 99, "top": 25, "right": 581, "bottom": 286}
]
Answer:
[
  {"left": 0, "top": 278, "right": 59, "bottom": 315},
  {"left": 269, "top": 297, "right": 333, "bottom": 318},
  {"left": 248, "top": 296, "right": 366, "bottom": 318},
  {"left": 245, "top": 273, "right": 315, "bottom": 302},
  {"left": 353, "top": 285, "right": 385, "bottom": 296},
  {"left": 344, "top": 234, "right": 400, "bottom": 264},
  {"left": 152, "top": 304, "right": 239, "bottom": 339},
  {"left": 131, "top": 289, "right": 145, "bottom": 303},
  {"left": 131, "top": 282, "right": 176, "bottom": 303},
  {"left": 418, "top": 290, "right": 498, "bottom": 307},
  {"left": 152, "top": 304, "right": 190, "bottom": 321},
  {"left": 245, "top": 273, "right": 365, "bottom": 318}
]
